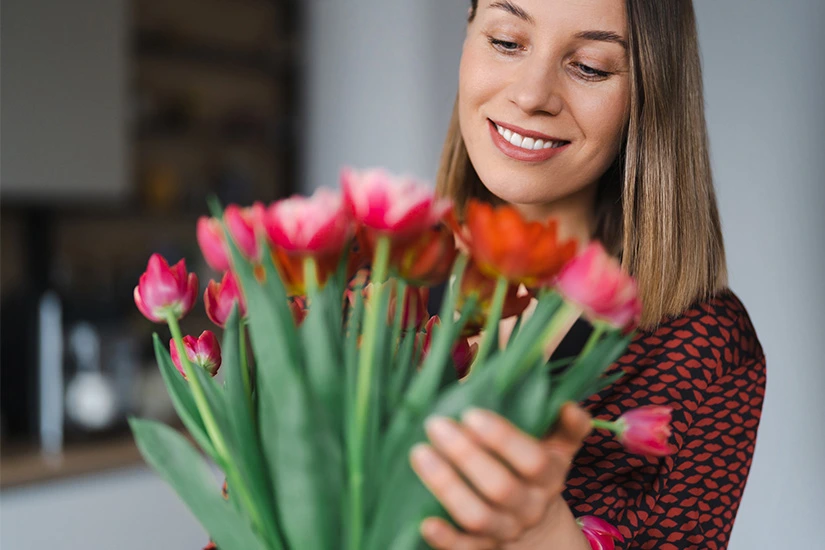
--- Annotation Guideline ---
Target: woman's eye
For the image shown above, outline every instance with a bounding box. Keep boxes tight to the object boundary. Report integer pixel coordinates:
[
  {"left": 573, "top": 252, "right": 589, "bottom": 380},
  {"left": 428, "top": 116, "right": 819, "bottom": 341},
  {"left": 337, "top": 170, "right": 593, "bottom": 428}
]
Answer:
[
  {"left": 488, "top": 37, "right": 521, "bottom": 53},
  {"left": 574, "top": 62, "right": 611, "bottom": 80}
]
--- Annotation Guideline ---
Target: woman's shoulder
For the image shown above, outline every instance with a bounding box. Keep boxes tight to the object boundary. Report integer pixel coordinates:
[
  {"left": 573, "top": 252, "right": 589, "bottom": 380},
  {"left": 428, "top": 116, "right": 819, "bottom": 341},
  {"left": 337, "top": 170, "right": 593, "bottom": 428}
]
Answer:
[{"left": 629, "top": 288, "right": 765, "bottom": 377}]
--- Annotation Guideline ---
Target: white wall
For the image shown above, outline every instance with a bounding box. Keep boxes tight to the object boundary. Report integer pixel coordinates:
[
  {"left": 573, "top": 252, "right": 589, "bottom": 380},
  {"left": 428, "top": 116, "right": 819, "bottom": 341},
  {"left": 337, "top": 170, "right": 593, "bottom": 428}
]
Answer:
[
  {"left": 1, "top": 0, "right": 129, "bottom": 202},
  {"left": 300, "top": 0, "right": 466, "bottom": 191},
  {"left": 695, "top": 1, "right": 825, "bottom": 547}
]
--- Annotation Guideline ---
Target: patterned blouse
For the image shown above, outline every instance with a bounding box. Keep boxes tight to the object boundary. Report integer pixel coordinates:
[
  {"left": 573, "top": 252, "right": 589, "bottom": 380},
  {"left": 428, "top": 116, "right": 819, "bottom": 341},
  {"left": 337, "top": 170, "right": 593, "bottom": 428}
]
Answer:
[{"left": 561, "top": 290, "right": 766, "bottom": 549}]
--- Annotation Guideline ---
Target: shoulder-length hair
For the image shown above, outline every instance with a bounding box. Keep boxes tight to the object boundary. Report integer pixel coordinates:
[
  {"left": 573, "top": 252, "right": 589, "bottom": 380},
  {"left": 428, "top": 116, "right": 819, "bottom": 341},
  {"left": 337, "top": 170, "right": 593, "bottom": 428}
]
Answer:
[{"left": 437, "top": 0, "right": 727, "bottom": 329}]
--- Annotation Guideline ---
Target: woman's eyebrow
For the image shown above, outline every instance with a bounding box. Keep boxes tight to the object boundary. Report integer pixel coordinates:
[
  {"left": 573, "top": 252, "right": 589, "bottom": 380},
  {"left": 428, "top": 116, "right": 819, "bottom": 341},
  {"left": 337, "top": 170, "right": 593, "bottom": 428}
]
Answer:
[
  {"left": 488, "top": 1, "right": 535, "bottom": 25},
  {"left": 575, "top": 30, "right": 628, "bottom": 49}
]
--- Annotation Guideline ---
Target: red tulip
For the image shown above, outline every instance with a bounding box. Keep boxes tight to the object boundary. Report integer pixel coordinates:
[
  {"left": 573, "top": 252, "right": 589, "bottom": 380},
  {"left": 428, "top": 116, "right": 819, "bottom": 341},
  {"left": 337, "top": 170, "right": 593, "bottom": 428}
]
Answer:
[
  {"left": 263, "top": 188, "right": 353, "bottom": 254},
  {"left": 421, "top": 315, "right": 477, "bottom": 379},
  {"left": 197, "top": 217, "right": 231, "bottom": 272},
  {"left": 204, "top": 271, "right": 247, "bottom": 328},
  {"left": 341, "top": 167, "right": 451, "bottom": 239},
  {"left": 449, "top": 200, "right": 577, "bottom": 287},
  {"left": 359, "top": 224, "right": 457, "bottom": 286},
  {"left": 615, "top": 406, "right": 674, "bottom": 457},
  {"left": 169, "top": 330, "right": 222, "bottom": 379},
  {"left": 225, "top": 203, "right": 264, "bottom": 263},
  {"left": 387, "top": 285, "right": 429, "bottom": 330},
  {"left": 555, "top": 242, "right": 641, "bottom": 330},
  {"left": 576, "top": 516, "right": 624, "bottom": 550},
  {"left": 134, "top": 254, "right": 199, "bottom": 323}
]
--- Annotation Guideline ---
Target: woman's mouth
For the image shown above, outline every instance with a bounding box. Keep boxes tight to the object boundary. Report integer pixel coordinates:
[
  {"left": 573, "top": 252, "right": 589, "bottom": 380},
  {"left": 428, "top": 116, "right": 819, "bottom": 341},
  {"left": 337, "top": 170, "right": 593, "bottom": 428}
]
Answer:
[{"left": 488, "top": 120, "right": 571, "bottom": 162}]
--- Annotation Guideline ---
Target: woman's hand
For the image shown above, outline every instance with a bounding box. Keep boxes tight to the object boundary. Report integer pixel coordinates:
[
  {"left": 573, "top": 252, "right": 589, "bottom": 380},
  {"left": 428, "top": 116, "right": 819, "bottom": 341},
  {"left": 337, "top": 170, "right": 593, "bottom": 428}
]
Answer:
[{"left": 410, "top": 402, "right": 592, "bottom": 549}]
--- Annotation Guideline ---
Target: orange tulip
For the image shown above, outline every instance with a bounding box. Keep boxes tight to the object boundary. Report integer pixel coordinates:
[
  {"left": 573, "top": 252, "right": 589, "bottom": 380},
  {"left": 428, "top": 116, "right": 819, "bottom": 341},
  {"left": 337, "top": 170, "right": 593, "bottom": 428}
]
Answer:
[
  {"left": 458, "top": 259, "right": 533, "bottom": 334},
  {"left": 450, "top": 200, "right": 577, "bottom": 287}
]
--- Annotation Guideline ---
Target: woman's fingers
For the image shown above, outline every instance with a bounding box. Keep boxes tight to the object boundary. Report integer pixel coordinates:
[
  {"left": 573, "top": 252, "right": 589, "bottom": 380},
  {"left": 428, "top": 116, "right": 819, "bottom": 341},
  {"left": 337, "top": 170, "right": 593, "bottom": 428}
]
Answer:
[
  {"left": 461, "top": 403, "right": 592, "bottom": 487},
  {"left": 410, "top": 443, "right": 521, "bottom": 541},
  {"left": 420, "top": 517, "right": 499, "bottom": 550},
  {"left": 424, "top": 416, "right": 529, "bottom": 511}
]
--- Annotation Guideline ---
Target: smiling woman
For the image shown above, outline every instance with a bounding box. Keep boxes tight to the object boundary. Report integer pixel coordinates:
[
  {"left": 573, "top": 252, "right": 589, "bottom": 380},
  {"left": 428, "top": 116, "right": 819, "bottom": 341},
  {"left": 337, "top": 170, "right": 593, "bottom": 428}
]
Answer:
[{"left": 413, "top": 1, "right": 766, "bottom": 549}]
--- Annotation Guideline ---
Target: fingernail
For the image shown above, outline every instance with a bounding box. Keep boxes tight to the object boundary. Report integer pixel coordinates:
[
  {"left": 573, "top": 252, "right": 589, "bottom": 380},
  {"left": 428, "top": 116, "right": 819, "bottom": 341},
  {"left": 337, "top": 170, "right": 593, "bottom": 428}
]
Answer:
[
  {"left": 462, "top": 407, "right": 493, "bottom": 432},
  {"left": 410, "top": 444, "right": 438, "bottom": 473},
  {"left": 424, "top": 416, "right": 457, "bottom": 444}
]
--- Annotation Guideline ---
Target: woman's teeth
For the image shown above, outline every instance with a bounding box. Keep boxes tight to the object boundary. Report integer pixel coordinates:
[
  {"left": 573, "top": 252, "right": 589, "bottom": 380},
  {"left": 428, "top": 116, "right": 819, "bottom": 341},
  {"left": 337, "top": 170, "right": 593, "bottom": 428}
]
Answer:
[{"left": 495, "top": 123, "right": 566, "bottom": 150}]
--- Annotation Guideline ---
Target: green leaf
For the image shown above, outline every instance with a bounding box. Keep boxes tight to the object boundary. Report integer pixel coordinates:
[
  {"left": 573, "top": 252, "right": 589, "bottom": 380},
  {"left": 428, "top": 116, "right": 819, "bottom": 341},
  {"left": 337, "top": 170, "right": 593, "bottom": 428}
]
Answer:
[
  {"left": 301, "top": 268, "right": 345, "bottom": 439},
  {"left": 221, "top": 306, "right": 285, "bottom": 549},
  {"left": 367, "top": 357, "right": 505, "bottom": 550},
  {"left": 223, "top": 222, "right": 341, "bottom": 547},
  {"left": 543, "top": 331, "right": 632, "bottom": 430},
  {"left": 129, "top": 418, "right": 267, "bottom": 550},
  {"left": 152, "top": 334, "right": 217, "bottom": 462},
  {"left": 503, "top": 356, "right": 550, "bottom": 437}
]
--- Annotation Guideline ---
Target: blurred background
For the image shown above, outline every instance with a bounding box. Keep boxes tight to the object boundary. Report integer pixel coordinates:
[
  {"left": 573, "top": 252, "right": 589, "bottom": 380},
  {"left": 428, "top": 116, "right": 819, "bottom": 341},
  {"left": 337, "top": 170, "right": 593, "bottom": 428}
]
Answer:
[{"left": 1, "top": 0, "right": 823, "bottom": 548}]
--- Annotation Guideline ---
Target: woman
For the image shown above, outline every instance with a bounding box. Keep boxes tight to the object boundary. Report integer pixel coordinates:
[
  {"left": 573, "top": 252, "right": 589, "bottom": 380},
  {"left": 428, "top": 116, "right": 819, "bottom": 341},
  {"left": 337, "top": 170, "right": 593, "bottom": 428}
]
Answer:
[{"left": 409, "top": 0, "right": 766, "bottom": 549}]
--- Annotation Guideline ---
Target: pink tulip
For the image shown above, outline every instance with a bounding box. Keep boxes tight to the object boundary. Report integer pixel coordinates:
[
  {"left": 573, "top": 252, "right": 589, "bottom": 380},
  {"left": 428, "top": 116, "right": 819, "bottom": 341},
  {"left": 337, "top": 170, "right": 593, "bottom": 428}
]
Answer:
[
  {"left": 197, "top": 217, "right": 231, "bottom": 272},
  {"left": 555, "top": 242, "right": 642, "bottom": 330},
  {"left": 576, "top": 516, "right": 624, "bottom": 550},
  {"left": 169, "top": 331, "right": 222, "bottom": 378},
  {"left": 225, "top": 203, "right": 264, "bottom": 262},
  {"left": 134, "top": 254, "right": 198, "bottom": 323},
  {"left": 341, "top": 167, "right": 451, "bottom": 238},
  {"left": 262, "top": 188, "right": 353, "bottom": 254},
  {"left": 204, "top": 271, "right": 247, "bottom": 328},
  {"left": 616, "top": 406, "right": 674, "bottom": 457},
  {"left": 421, "top": 316, "right": 477, "bottom": 379}
]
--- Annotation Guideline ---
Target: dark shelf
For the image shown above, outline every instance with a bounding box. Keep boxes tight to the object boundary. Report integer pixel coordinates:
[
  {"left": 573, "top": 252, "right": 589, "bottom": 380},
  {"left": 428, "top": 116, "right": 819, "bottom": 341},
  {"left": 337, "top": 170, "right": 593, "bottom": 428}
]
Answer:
[{"left": 135, "top": 31, "right": 296, "bottom": 77}]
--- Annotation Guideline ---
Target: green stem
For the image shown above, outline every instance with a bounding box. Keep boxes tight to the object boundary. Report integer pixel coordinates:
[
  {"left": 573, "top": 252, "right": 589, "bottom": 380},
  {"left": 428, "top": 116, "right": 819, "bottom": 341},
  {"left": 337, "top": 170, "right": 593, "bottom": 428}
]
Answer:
[
  {"left": 591, "top": 418, "right": 618, "bottom": 433},
  {"left": 349, "top": 235, "right": 391, "bottom": 550},
  {"left": 580, "top": 323, "right": 606, "bottom": 358},
  {"left": 469, "top": 276, "right": 509, "bottom": 375},
  {"left": 500, "top": 300, "right": 581, "bottom": 390},
  {"left": 166, "top": 314, "right": 231, "bottom": 461}
]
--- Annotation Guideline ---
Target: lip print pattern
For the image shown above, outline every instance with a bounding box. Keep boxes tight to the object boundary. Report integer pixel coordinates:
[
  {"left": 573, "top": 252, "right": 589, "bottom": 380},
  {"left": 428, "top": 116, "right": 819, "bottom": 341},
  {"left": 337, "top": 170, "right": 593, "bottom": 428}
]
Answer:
[{"left": 563, "top": 291, "right": 766, "bottom": 550}]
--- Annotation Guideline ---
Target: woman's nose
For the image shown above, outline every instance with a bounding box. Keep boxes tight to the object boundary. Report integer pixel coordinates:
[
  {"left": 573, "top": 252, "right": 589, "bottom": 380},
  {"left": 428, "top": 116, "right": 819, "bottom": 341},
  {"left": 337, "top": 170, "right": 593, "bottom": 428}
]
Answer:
[{"left": 508, "top": 59, "right": 564, "bottom": 116}]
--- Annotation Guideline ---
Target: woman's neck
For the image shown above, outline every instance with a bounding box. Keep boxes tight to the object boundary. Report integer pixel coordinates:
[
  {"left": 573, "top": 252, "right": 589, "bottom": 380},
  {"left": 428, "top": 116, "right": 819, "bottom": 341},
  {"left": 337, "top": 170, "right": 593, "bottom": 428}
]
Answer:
[{"left": 509, "top": 183, "right": 598, "bottom": 246}]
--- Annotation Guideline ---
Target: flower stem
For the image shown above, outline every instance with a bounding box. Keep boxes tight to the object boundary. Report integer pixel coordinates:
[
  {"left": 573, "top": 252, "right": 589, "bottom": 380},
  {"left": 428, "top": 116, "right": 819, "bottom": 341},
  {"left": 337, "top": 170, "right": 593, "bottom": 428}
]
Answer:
[
  {"left": 591, "top": 418, "right": 618, "bottom": 433},
  {"left": 166, "top": 313, "right": 230, "bottom": 460},
  {"left": 349, "top": 235, "right": 391, "bottom": 550},
  {"left": 469, "top": 276, "right": 508, "bottom": 375},
  {"left": 580, "top": 323, "right": 606, "bottom": 357}
]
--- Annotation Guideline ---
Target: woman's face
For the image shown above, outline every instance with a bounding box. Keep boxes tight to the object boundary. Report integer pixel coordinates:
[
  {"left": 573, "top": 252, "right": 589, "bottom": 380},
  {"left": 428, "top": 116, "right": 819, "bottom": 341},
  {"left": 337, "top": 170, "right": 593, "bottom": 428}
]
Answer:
[{"left": 459, "top": 0, "right": 630, "bottom": 220}]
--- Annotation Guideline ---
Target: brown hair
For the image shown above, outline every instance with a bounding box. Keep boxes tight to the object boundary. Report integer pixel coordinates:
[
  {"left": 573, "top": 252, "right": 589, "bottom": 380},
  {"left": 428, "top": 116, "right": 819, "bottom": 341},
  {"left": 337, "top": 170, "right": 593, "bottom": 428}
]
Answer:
[{"left": 439, "top": 0, "right": 727, "bottom": 329}]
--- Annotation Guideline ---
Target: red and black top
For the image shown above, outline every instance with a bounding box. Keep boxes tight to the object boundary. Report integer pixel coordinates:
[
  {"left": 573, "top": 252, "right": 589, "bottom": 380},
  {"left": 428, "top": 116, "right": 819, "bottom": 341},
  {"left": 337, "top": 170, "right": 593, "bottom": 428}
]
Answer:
[{"left": 561, "top": 290, "right": 766, "bottom": 549}]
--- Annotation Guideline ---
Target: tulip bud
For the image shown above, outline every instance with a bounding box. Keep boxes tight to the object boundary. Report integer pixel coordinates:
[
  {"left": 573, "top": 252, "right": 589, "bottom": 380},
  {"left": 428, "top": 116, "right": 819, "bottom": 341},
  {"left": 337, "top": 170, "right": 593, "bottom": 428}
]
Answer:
[
  {"left": 555, "top": 242, "right": 642, "bottom": 331},
  {"left": 387, "top": 285, "right": 429, "bottom": 331},
  {"left": 225, "top": 203, "right": 264, "bottom": 263},
  {"left": 576, "top": 516, "right": 624, "bottom": 550},
  {"left": 204, "top": 271, "right": 247, "bottom": 328},
  {"left": 615, "top": 406, "right": 674, "bottom": 457},
  {"left": 134, "top": 254, "right": 199, "bottom": 323},
  {"left": 170, "top": 331, "right": 222, "bottom": 378},
  {"left": 197, "top": 217, "right": 231, "bottom": 272}
]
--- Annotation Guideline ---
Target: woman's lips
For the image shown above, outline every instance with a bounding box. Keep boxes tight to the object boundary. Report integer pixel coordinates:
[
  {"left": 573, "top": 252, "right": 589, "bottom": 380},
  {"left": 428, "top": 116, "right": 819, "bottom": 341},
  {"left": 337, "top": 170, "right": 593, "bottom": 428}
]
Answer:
[{"left": 488, "top": 120, "right": 570, "bottom": 162}]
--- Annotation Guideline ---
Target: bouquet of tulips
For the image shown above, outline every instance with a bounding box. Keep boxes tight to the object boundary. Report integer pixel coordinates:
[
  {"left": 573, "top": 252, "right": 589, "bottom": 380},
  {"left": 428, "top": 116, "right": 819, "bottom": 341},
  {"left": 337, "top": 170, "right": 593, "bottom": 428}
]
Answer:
[{"left": 130, "top": 168, "right": 672, "bottom": 550}]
